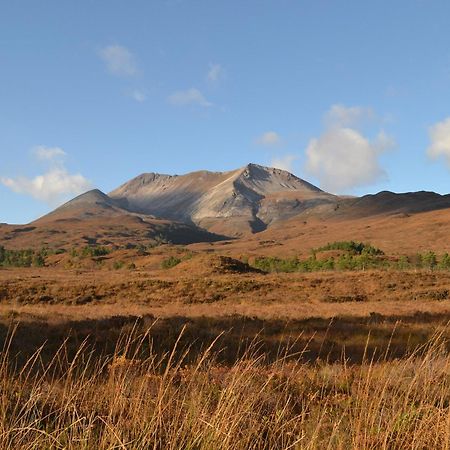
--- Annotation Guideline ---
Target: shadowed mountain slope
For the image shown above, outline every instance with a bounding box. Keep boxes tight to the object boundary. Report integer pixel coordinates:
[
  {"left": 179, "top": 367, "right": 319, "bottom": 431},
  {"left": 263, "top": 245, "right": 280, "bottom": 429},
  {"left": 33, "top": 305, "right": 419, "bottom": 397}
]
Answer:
[{"left": 336, "top": 190, "right": 450, "bottom": 217}]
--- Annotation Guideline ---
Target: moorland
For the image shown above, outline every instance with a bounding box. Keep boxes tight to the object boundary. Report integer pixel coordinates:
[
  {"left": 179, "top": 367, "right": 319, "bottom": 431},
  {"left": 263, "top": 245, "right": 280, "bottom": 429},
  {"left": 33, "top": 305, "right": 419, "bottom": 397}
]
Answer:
[{"left": 2, "top": 164, "right": 450, "bottom": 448}]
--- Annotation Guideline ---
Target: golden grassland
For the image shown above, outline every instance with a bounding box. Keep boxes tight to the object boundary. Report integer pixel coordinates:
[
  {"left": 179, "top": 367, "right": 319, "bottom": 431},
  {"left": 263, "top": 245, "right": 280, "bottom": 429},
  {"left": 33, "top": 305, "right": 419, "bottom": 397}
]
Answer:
[
  {"left": 2, "top": 263, "right": 450, "bottom": 448},
  {"left": 2, "top": 325, "right": 450, "bottom": 449}
]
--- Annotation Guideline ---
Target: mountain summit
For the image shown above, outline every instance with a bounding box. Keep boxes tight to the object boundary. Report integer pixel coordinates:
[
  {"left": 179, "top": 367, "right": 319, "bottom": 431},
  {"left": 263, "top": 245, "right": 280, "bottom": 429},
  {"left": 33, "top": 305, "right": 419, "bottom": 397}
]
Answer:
[
  {"left": 109, "top": 163, "right": 335, "bottom": 234},
  {"left": 3, "top": 163, "right": 450, "bottom": 250}
]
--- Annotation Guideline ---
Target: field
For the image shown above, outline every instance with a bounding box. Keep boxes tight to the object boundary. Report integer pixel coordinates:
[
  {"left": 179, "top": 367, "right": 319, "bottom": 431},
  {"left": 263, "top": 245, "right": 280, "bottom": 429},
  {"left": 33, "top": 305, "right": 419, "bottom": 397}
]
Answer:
[{"left": 1, "top": 252, "right": 450, "bottom": 448}]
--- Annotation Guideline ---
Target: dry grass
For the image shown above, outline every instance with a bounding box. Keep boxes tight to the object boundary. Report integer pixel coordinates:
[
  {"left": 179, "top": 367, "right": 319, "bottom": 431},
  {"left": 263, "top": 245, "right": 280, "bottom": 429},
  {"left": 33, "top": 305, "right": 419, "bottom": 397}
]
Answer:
[
  {"left": 4, "top": 268, "right": 450, "bottom": 322},
  {"left": 3, "top": 266, "right": 450, "bottom": 447},
  {"left": 1, "top": 324, "right": 450, "bottom": 449}
]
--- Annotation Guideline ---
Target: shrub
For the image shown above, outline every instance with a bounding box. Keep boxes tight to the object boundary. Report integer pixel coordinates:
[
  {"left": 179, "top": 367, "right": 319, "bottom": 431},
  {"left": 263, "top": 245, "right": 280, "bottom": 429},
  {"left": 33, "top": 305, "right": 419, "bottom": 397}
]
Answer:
[
  {"left": 439, "top": 253, "right": 450, "bottom": 270},
  {"left": 81, "top": 246, "right": 110, "bottom": 258},
  {"left": 422, "top": 251, "right": 438, "bottom": 270},
  {"left": 32, "top": 254, "right": 45, "bottom": 267},
  {"left": 113, "top": 261, "right": 125, "bottom": 270},
  {"left": 161, "top": 256, "right": 182, "bottom": 269},
  {"left": 397, "top": 255, "right": 411, "bottom": 270}
]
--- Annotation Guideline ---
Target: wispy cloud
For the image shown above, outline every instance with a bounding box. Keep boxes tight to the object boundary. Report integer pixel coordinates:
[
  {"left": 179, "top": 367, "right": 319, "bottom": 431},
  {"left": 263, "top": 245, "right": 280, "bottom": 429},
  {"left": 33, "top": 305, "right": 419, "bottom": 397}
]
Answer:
[
  {"left": 1, "top": 146, "right": 92, "bottom": 205},
  {"left": 130, "top": 89, "right": 147, "bottom": 102},
  {"left": 207, "top": 63, "right": 224, "bottom": 83},
  {"left": 33, "top": 146, "right": 66, "bottom": 161},
  {"left": 256, "top": 131, "right": 282, "bottom": 147},
  {"left": 324, "top": 104, "right": 375, "bottom": 128},
  {"left": 271, "top": 154, "right": 297, "bottom": 172},
  {"left": 167, "top": 88, "right": 212, "bottom": 107},
  {"left": 305, "top": 104, "right": 394, "bottom": 193},
  {"left": 99, "top": 45, "right": 138, "bottom": 77},
  {"left": 427, "top": 117, "right": 450, "bottom": 166}
]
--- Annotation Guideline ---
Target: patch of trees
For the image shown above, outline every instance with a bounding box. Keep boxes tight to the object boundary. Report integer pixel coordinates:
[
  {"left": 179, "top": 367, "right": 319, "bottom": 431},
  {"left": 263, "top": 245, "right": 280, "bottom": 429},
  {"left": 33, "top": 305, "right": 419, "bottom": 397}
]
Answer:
[
  {"left": 0, "top": 245, "right": 113, "bottom": 268},
  {"left": 0, "top": 246, "right": 46, "bottom": 267},
  {"left": 314, "top": 241, "right": 384, "bottom": 256},
  {"left": 70, "top": 246, "right": 111, "bottom": 258},
  {"left": 251, "top": 241, "right": 450, "bottom": 273}
]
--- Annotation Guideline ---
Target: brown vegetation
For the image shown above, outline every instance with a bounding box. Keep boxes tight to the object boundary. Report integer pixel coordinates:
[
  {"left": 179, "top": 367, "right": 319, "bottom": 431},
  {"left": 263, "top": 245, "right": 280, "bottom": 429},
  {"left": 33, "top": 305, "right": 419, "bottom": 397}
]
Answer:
[
  {"left": 2, "top": 239, "right": 450, "bottom": 447},
  {"left": 1, "top": 323, "right": 450, "bottom": 448}
]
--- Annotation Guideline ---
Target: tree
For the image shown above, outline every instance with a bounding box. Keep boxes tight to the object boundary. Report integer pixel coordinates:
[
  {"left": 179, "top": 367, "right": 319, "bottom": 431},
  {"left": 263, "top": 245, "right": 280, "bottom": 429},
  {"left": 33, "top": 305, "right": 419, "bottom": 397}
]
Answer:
[
  {"left": 33, "top": 254, "right": 45, "bottom": 267},
  {"left": 422, "top": 251, "right": 437, "bottom": 270},
  {"left": 439, "top": 253, "right": 450, "bottom": 270},
  {"left": 397, "top": 255, "right": 410, "bottom": 270}
]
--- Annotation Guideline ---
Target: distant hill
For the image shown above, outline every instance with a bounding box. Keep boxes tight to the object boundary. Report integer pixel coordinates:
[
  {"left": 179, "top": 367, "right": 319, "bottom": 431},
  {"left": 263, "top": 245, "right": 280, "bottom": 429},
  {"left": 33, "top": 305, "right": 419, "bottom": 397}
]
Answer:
[
  {"left": 2, "top": 163, "right": 450, "bottom": 251},
  {"left": 0, "top": 189, "right": 226, "bottom": 249}
]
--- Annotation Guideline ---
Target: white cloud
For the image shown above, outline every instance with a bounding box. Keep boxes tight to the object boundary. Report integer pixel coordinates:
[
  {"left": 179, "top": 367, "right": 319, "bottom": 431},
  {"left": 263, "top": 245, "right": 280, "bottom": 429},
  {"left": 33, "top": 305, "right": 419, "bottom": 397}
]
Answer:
[
  {"left": 374, "top": 130, "right": 396, "bottom": 152},
  {"left": 305, "top": 105, "right": 394, "bottom": 193},
  {"left": 2, "top": 170, "right": 92, "bottom": 204},
  {"left": 130, "top": 89, "right": 147, "bottom": 102},
  {"left": 325, "top": 104, "right": 375, "bottom": 128},
  {"left": 1, "top": 146, "right": 92, "bottom": 205},
  {"left": 271, "top": 154, "right": 297, "bottom": 172},
  {"left": 167, "top": 88, "right": 212, "bottom": 107},
  {"left": 33, "top": 146, "right": 66, "bottom": 161},
  {"left": 427, "top": 117, "right": 450, "bottom": 166},
  {"left": 99, "top": 45, "right": 138, "bottom": 77},
  {"left": 256, "top": 131, "right": 282, "bottom": 147},
  {"left": 207, "top": 63, "right": 224, "bottom": 83}
]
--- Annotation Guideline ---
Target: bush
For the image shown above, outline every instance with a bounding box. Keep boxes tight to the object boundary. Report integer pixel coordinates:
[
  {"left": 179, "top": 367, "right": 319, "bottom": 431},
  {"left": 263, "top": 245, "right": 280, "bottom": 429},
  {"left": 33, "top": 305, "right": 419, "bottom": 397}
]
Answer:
[
  {"left": 439, "top": 253, "right": 450, "bottom": 270},
  {"left": 81, "top": 246, "right": 110, "bottom": 258},
  {"left": 161, "top": 256, "right": 182, "bottom": 269},
  {"left": 113, "top": 261, "right": 125, "bottom": 270},
  {"left": 422, "top": 251, "right": 438, "bottom": 270}
]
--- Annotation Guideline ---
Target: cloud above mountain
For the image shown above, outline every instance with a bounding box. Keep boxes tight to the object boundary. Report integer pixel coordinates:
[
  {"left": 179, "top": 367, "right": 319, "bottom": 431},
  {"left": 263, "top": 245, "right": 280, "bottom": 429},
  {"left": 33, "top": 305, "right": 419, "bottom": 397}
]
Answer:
[
  {"left": 130, "top": 89, "right": 147, "bottom": 103},
  {"left": 99, "top": 45, "right": 138, "bottom": 77},
  {"left": 207, "top": 63, "right": 224, "bottom": 83},
  {"left": 256, "top": 131, "right": 282, "bottom": 147},
  {"left": 305, "top": 105, "right": 394, "bottom": 193},
  {"left": 427, "top": 117, "right": 450, "bottom": 166},
  {"left": 168, "top": 88, "right": 212, "bottom": 107},
  {"left": 270, "top": 154, "right": 297, "bottom": 172},
  {"left": 1, "top": 146, "right": 92, "bottom": 205}
]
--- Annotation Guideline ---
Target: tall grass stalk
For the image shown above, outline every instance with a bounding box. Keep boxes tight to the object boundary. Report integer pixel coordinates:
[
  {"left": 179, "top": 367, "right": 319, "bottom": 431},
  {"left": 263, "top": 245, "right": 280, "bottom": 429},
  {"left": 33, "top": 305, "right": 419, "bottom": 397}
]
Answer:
[{"left": 0, "top": 327, "right": 450, "bottom": 448}]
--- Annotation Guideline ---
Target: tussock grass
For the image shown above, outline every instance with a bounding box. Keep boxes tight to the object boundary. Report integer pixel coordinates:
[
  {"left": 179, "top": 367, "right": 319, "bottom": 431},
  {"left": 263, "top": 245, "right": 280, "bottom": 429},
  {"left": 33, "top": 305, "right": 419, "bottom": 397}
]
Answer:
[{"left": 1, "top": 325, "right": 450, "bottom": 448}]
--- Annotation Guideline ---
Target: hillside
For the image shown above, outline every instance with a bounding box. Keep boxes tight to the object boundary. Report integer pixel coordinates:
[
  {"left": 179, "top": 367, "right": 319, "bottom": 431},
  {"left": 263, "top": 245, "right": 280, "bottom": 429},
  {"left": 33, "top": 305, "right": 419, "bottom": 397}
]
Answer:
[
  {"left": 0, "top": 189, "right": 226, "bottom": 249},
  {"left": 109, "top": 163, "right": 337, "bottom": 234},
  {"left": 2, "top": 163, "right": 450, "bottom": 251}
]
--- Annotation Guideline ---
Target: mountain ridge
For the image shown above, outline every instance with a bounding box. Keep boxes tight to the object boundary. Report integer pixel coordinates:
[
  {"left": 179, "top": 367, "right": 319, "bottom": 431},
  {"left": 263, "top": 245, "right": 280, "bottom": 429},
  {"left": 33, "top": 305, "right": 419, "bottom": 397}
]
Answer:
[
  {"left": 109, "top": 163, "right": 334, "bottom": 234},
  {"left": 2, "top": 163, "right": 450, "bottom": 250}
]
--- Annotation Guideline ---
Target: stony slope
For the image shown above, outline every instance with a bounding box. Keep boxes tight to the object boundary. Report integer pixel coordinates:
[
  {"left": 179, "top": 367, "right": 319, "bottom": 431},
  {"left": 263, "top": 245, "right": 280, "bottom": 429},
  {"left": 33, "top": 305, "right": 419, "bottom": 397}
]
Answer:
[{"left": 109, "top": 163, "right": 337, "bottom": 234}]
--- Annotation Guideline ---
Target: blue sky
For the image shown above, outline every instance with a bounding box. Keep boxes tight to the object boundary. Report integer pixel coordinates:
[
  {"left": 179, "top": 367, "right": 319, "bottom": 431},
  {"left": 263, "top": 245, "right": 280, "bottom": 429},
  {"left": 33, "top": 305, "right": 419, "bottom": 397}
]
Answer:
[{"left": 2, "top": 0, "right": 450, "bottom": 223}]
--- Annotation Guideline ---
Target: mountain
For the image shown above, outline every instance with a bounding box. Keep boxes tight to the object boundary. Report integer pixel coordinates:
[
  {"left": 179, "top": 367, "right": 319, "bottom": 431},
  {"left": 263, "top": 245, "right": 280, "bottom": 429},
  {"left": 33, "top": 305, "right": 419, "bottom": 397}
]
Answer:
[
  {"left": 2, "top": 163, "right": 450, "bottom": 252},
  {"left": 109, "top": 163, "right": 337, "bottom": 235},
  {"left": 35, "top": 189, "right": 127, "bottom": 223},
  {"left": 0, "top": 189, "right": 226, "bottom": 249}
]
